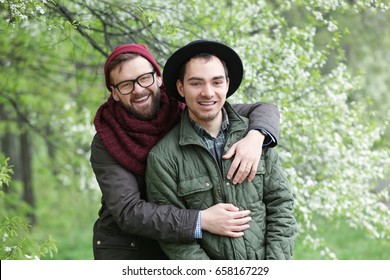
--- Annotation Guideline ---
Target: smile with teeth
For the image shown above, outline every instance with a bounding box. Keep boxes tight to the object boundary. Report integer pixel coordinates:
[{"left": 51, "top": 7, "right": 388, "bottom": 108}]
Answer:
[
  {"left": 199, "top": 101, "right": 216, "bottom": 105},
  {"left": 132, "top": 95, "right": 150, "bottom": 103}
]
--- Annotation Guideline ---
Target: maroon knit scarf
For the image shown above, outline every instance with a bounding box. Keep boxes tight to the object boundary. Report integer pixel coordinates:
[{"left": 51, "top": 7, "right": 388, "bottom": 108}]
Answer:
[{"left": 94, "top": 89, "right": 184, "bottom": 176}]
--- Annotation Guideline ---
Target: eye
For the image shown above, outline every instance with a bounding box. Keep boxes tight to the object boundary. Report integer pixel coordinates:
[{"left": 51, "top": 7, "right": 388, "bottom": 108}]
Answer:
[
  {"left": 120, "top": 81, "right": 133, "bottom": 89},
  {"left": 190, "top": 81, "right": 202, "bottom": 86},
  {"left": 213, "top": 79, "right": 224, "bottom": 86},
  {"left": 139, "top": 75, "right": 151, "bottom": 82}
]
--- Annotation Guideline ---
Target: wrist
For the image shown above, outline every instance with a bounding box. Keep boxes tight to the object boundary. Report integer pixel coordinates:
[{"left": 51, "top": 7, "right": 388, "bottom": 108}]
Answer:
[
  {"left": 200, "top": 210, "right": 206, "bottom": 230},
  {"left": 247, "top": 129, "right": 265, "bottom": 144},
  {"left": 200, "top": 209, "right": 211, "bottom": 231}
]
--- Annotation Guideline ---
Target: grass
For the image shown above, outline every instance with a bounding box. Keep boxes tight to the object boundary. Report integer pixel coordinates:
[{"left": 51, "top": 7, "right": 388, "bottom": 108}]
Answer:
[
  {"left": 293, "top": 218, "right": 390, "bottom": 260},
  {"left": 30, "top": 183, "right": 98, "bottom": 260}
]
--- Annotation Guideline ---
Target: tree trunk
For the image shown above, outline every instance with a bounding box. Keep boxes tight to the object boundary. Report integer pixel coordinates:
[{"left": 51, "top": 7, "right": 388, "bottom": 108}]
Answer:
[
  {"left": 20, "top": 131, "right": 36, "bottom": 225},
  {"left": 0, "top": 104, "right": 21, "bottom": 192}
]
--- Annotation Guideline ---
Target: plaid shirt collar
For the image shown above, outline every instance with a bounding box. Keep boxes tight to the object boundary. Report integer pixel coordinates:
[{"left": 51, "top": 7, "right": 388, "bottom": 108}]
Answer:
[
  {"left": 190, "top": 107, "right": 229, "bottom": 165},
  {"left": 190, "top": 107, "right": 229, "bottom": 140}
]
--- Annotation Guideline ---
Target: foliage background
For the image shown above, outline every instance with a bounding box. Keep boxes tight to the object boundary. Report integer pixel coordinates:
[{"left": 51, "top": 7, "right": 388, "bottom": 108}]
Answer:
[{"left": 0, "top": 0, "right": 389, "bottom": 259}]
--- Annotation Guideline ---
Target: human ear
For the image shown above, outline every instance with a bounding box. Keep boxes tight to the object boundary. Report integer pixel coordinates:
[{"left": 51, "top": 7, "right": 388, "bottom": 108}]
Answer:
[
  {"left": 156, "top": 76, "right": 163, "bottom": 87},
  {"left": 111, "top": 87, "right": 120, "bottom": 101},
  {"left": 177, "top": 80, "right": 185, "bottom": 98}
]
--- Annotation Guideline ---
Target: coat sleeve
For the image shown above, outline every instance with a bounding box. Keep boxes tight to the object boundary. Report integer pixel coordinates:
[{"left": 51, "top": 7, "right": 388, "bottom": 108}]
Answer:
[
  {"left": 231, "top": 102, "right": 280, "bottom": 147},
  {"left": 90, "top": 134, "right": 198, "bottom": 242},
  {"left": 262, "top": 148, "right": 297, "bottom": 259},
  {"left": 146, "top": 150, "right": 211, "bottom": 260}
]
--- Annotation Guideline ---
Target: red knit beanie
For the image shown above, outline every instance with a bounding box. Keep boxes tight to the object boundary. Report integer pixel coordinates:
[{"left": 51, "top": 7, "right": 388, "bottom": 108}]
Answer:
[{"left": 104, "top": 44, "right": 161, "bottom": 92}]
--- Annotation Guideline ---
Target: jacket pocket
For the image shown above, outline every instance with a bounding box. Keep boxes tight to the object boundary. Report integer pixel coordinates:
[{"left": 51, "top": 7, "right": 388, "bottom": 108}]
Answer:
[
  {"left": 93, "top": 231, "right": 140, "bottom": 260},
  {"left": 178, "top": 175, "right": 214, "bottom": 196},
  {"left": 94, "top": 231, "right": 139, "bottom": 250},
  {"left": 251, "top": 158, "right": 266, "bottom": 200},
  {"left": 255, "top": 247, "right": 266, "bottom": 260},
  {"left": 256, "top": 157, "right": 266, "bottom": 175},
  {"left": 178, "top": 175, "right": 215, "bottom": 209}
]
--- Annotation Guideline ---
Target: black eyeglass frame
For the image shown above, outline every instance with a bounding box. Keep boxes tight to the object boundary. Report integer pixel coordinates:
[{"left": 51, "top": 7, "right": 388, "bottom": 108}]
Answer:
[{"left": 111, "top": 70, "right": 156, "bottom": 95}]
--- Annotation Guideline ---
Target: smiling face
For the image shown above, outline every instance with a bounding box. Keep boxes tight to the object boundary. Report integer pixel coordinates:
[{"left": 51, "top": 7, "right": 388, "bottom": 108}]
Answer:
[
  {"left": 110, "top": 56, "right": 162, "bottom": 120},
  {"left": 176, "top": 55, "right": 229, "bottom": 132}
]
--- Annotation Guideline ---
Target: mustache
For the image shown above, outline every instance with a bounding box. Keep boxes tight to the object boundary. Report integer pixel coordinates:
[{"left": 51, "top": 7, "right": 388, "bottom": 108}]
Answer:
[{"left": 130, "top": 91, "right": 149, "bottom": 100}]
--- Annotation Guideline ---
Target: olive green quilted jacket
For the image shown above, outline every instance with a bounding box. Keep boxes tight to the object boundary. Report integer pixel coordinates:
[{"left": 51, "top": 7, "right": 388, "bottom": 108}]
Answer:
[{"left": 146, "top": 103, "right": 297, "bottom": 260}]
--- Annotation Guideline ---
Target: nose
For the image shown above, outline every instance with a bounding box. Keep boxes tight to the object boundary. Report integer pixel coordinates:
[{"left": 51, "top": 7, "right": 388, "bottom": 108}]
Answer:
[
  {"left": 132, "top": 82, "right": 144, "bottom": 94},
  {"left": 201, "top": 84, "right": 214, "bottom": 98}
]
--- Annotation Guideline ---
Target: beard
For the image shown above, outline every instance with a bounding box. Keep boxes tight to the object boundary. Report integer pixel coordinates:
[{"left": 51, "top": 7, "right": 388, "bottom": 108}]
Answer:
[
  {"left": 121, "top": 89, "right": 162, "bottom": 121},
  {"left": 189, "top": 110, "right": 220, "bottom": 123}
]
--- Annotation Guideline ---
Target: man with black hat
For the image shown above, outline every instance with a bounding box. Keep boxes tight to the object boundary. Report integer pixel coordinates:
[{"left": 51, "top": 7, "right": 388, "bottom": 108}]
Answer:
[
  {"left": 146, "top": 40, "right": 297, "bottom": 259},
  {"left": 91, "top": 43, "right": 281, "bottom": 259}
]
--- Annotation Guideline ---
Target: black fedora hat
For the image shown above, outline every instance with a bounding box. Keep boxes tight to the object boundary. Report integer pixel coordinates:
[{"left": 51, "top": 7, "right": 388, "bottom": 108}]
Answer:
[{"left": 163, "top": 40, "right": 243, "bottom": 102}]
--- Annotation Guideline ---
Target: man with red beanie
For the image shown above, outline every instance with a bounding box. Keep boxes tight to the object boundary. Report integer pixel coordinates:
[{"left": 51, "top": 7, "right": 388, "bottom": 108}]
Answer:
[{"left": 91, "top": 43, "right": 281, "bottom": 259}]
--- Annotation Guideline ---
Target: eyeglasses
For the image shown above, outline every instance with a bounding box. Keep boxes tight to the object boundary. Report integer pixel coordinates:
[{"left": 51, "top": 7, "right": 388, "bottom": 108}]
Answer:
[{"left": 111, "top": 71, "right": 156, "bottom": 95}]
